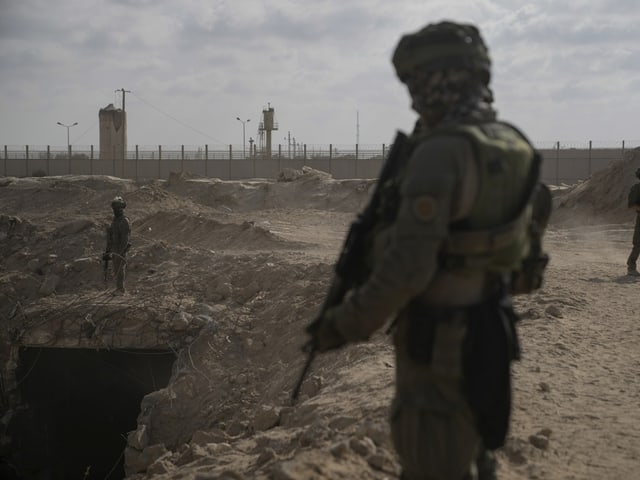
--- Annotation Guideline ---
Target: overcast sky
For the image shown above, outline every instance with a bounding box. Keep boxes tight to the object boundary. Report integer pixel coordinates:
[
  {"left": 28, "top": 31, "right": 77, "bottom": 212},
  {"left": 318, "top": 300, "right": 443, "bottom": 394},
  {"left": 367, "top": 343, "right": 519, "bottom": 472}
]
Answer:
[{"left": 2, "top": 0, "right": 640, "bottom": 150}]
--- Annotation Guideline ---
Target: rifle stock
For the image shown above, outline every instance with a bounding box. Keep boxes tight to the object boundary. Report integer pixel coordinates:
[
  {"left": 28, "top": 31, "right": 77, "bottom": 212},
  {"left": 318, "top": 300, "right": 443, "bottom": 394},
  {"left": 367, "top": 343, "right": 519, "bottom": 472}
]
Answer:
[{"left": 291, "top": 131, "right": 410, "bottom": 403}]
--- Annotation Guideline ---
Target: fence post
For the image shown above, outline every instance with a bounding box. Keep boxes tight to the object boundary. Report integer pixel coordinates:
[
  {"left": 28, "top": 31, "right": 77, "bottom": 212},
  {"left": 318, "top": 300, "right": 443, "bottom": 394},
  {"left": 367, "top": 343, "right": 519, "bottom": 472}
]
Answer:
[
  {"left": 228, "top": 145, "right": 232, "bottom": 180},
  {"left": 46, "top": 145, "right": 50, "bottom": 176},
  {"left": 329, "top": 144, "right": 333, "bottom": 178},
  {"left": 90, "top": 145, "right": 94, "bottom": 175},
  {"left": 135, "top": 145, "right": 139, "bottom": 181},
  {"left": 181, "top": 145, "right": 185, "bottom": 173},
  {"left": 3, "top": 145, "right": 6, "bottom": 177},
  {"left": 555, "top": 141, "right": 560, "bottom": 186},
  {"left": 205, "top": 144, "right": 209, "bottom": 177},
  {"left": 158, "top": 145, "right": 162, "bottom": 179},
  {"left": 354, "top": 145, "right": 358, "bottom": 178},
  {"left": 588, "top": 140, "right": 592, "bottom": 177},
  {"left": 304, "top": 144, "right": 307, "bottom": 162},
  {"left": 25, "top": 145, "right": 29, "bottom": 177},
  {"left": 382, "top": 143, "right": 386, "bottom": 159}
]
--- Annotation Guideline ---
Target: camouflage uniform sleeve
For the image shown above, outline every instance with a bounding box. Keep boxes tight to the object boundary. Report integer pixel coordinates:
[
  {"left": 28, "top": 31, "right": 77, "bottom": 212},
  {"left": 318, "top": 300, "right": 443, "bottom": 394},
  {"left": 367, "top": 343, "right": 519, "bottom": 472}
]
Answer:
[{"left": 333, "top": 134, "right": 476, "bottom": 341}]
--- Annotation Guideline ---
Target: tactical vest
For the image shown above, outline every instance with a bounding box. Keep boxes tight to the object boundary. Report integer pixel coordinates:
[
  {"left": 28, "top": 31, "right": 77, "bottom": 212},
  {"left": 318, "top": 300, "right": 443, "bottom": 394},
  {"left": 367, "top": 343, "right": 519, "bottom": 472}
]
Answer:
[
  {"left": 368, "top": 121, "right": 549, "bottom": 293},
  {"left": 435, "top": 121, "right": 550, "bottom": 292}
]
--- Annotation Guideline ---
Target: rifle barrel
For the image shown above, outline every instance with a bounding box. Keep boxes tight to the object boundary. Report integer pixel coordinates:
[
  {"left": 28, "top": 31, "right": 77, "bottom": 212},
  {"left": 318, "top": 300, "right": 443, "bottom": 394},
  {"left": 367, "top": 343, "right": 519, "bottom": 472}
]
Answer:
[{"left": 291, "top": 347, "right": 316, "bottom": 404}]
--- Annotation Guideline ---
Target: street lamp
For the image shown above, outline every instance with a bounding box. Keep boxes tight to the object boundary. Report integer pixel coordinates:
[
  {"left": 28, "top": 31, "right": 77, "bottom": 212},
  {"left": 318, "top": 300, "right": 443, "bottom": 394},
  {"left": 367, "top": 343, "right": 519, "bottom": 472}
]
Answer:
[
  {"left": 57, "top": 121, "right": 78, "bottom": 159},
  {"left": 236, "top": 117, "right": 250, "bottom": 159}
]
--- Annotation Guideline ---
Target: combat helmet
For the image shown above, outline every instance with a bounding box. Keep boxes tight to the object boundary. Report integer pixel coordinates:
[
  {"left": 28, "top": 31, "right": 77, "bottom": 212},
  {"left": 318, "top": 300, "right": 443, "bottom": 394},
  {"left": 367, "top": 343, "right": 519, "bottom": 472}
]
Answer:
[
  {"left": 111, "top": 196, "right": 127, "bottom": 209},
  {"left": 392, "top": 21, "right": 491, "bottom": 84}
]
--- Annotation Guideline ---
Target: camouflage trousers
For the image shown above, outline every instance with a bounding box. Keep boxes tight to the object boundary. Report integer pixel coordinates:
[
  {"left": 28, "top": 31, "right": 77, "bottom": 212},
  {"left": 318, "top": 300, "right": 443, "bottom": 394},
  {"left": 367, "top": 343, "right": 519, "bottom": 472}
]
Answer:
[
  {"left": 112, "top": 254, "right": 127, "bottom": 292},
  {"left": 390, "top": 309, "right": 480, "bottom": 480},
  {"left": 390, "top": 295, "right": 516, "bottom": 480},
  {"left": 627, "top": 215, "right": 640, "bottom": 269}
]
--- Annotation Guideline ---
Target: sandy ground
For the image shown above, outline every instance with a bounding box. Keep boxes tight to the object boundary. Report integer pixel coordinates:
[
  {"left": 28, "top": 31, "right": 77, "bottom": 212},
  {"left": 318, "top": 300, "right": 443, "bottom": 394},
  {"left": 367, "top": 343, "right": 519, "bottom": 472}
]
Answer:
[{"left": 1, "top": 161, "right": 640, "bottom": 479}]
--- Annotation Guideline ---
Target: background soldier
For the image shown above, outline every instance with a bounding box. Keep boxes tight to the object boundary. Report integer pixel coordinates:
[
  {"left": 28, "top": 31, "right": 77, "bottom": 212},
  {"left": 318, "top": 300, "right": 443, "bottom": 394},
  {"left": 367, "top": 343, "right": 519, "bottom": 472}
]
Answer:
[
  {"left": 103, "top": 196, "right": 131, "bottom": 294},
  {"left": 306, "top": 21, "right": 549, "bottom": 479},
  {"left": 626, "top": 168, "right": 640, "bottom": 276}
]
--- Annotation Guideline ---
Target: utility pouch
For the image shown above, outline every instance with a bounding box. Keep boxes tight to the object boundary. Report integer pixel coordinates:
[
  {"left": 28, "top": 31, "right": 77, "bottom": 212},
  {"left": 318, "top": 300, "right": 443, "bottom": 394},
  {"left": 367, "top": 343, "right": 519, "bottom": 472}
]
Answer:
[
  {"left": 463, "top": 298, "right": 520, "bottom": 450},
  {"left": 511, "top": 252, "right": 549, "bottom": 295},
  {"left": 511, "top": 182, "right": 552, "bottom": 295}
]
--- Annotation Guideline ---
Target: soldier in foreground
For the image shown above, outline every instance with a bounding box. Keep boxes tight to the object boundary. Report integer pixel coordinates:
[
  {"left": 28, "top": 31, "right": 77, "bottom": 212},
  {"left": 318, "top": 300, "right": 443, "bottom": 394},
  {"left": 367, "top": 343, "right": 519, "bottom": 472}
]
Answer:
[
  {"left": 103, "top": 196, "right": 131, "bottom": 294},
  {"left": 626, "top": 168, "right": 640, "bottom": 276},
  {"left": 303, "top": 21, "right": 550, "bottom": 479}
]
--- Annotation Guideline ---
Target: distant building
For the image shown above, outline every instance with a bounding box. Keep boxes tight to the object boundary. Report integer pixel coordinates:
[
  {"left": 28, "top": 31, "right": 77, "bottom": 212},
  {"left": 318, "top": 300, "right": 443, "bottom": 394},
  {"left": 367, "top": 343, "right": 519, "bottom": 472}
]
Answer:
[{"left": 99, "top": 103, "right": 127, "bottom": 164}]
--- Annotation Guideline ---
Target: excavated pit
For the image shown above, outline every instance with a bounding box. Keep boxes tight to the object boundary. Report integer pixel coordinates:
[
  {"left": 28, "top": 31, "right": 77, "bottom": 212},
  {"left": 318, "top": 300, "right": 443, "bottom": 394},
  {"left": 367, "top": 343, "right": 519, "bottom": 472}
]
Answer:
[{"left": 6, "top": 346, "right": 176, "bottom": 480}]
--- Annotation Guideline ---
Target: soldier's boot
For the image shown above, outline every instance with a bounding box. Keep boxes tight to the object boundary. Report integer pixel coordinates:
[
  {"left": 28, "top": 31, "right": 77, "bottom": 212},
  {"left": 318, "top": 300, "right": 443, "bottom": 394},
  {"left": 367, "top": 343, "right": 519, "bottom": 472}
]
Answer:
[{"left": 627, "top": 267, "right": 640, "bottom": 276}]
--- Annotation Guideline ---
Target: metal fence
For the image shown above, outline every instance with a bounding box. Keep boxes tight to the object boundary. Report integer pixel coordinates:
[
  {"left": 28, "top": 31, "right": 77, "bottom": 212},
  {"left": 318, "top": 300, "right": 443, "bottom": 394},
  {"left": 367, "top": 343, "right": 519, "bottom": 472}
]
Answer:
[
  {"left": 3, "top": 141, "right": 639, "bottom": 185},
  {"left": 1, "top": 143, "right": 388, "bottom": 181}
]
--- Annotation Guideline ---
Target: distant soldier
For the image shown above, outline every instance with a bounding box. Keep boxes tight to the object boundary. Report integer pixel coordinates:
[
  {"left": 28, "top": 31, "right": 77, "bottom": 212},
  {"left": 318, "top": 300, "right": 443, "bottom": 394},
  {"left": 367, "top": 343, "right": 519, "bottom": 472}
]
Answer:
[
  {"left": 626, "top": 168, "right": 640, "bottom": 276},
  {"left": 103, "top": 196, "right": 131, "bottom": 294}
]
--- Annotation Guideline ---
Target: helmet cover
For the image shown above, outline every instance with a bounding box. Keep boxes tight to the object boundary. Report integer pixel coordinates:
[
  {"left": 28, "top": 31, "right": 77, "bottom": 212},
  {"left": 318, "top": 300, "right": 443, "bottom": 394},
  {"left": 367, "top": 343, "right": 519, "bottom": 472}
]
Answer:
[
  {"left": 111, "top": 196, "right": 126, "bottom": 209},
  {"left": 392, "top": 21, "right": 491, "bottom": 84}
]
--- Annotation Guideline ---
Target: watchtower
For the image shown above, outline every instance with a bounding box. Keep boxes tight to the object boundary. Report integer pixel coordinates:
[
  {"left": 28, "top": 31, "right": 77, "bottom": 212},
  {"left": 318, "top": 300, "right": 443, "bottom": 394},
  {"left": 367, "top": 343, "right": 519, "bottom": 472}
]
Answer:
[{"left": 258, "top": 103, "right": 278, "bottom": 159}]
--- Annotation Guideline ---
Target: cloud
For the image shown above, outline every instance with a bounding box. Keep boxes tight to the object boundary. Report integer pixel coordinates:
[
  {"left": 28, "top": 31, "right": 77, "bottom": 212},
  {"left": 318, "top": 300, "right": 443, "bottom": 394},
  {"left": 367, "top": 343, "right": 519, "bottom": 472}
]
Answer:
[{"left": 3, "top": 0, "right": 640, "bottom": 148}]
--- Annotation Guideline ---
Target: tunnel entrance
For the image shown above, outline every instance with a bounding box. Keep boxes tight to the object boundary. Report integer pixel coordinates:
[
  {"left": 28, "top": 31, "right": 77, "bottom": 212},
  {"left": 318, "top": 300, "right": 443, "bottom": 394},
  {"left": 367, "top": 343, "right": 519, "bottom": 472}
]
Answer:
[{"left": 6, "top": 346, "right": 176, "bottom": 480}]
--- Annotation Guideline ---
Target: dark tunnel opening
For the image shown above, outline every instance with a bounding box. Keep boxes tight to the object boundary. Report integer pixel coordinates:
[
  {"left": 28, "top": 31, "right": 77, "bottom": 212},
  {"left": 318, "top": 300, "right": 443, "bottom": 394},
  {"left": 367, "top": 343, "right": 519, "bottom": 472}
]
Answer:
[{"left": 5, "top": 347, "right": 176, "bottom": 480}]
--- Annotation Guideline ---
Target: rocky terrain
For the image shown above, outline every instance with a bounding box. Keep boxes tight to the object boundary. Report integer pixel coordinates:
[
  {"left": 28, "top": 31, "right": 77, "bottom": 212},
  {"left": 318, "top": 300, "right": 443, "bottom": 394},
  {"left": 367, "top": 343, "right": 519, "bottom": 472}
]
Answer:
[{"left": 1, "top": 159, "right": 639, "bottom": 479}]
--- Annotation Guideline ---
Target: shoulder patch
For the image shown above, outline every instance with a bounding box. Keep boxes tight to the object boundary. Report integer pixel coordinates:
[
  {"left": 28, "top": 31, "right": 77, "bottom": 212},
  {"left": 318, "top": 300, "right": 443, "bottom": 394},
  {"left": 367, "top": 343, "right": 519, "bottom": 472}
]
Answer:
[{"left": 412, "top": 195, "right": 438, "bottom": 222}]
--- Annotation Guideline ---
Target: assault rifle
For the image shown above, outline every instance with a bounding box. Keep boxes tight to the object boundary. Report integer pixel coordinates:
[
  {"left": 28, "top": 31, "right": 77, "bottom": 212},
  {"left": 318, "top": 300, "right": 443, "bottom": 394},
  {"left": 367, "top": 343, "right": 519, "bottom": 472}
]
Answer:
[{"left": 292, "top": 131, "right": 410, "bottom": 403}]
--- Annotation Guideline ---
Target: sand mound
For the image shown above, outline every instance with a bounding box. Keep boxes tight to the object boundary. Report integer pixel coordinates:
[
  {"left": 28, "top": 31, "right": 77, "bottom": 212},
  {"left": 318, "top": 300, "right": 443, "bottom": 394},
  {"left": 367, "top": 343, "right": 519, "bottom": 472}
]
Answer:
[
  {"left": 1, "top": 165, "right": 640, "bottom": 479},
  {"left": 135, "top": 211, "right": 301, "bottom": 251},
  {"left": 552, "top": 151, "right": 640, "bottom": 226}
]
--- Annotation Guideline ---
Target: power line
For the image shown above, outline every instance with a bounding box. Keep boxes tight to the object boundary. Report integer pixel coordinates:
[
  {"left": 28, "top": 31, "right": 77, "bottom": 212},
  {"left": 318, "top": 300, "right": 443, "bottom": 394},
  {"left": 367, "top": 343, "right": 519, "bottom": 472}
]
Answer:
[
  {"left": 71, "top": 119, "right": 99, "bottom": 145},
  {"left": 129, "top": 91, "right": 224, "bottom": 144}
]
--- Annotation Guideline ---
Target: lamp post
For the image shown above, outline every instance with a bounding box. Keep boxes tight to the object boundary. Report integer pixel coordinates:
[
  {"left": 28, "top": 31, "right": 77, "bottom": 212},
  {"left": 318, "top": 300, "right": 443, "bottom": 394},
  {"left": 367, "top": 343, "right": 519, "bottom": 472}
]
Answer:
[
  {"left": 236, "top": 117, "right": 250, "bottom": 159},
  {"left": 57, "top": 121, "right": 78, "bottom": 159}
]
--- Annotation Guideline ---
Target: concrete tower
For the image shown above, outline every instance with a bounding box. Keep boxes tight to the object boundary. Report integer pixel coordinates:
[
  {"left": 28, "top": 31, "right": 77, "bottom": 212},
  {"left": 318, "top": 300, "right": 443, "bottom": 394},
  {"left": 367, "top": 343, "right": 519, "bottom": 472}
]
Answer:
[{"left": 99, "top": 103, "right": 127, "bottom": 165}]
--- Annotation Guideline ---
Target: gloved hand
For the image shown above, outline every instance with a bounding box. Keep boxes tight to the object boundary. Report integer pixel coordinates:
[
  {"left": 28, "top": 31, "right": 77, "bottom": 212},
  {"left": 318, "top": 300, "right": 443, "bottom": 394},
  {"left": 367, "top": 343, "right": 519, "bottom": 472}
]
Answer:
[
  {"left": 306, "top": 307, "right": 347, "bottom": 353},
  {"left": 102, "top": 252, "right": 112, "bottom": 261}
]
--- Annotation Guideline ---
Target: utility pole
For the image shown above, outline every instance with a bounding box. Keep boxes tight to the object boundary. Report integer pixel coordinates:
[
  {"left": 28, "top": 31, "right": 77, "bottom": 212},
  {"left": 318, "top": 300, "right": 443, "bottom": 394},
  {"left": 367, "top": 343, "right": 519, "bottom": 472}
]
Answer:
[
  {"left": 115, "top": 88, "right": 130, "bottom": 176},
  {"left": 116, "top": 88, "right": 131, "bottom": 112}
]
